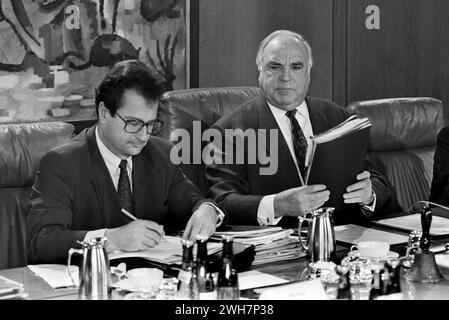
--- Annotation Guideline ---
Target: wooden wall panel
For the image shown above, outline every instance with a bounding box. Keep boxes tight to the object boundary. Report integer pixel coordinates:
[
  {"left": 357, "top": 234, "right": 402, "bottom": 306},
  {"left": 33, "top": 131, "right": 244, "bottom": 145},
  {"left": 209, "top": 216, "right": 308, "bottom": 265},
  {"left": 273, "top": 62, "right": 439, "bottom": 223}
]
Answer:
[
  {"left": 197, "top": 0, "right": 334, "bottom": 101},
  {"left": 347, "top": 0, "right": 449, "bottom": 108}
]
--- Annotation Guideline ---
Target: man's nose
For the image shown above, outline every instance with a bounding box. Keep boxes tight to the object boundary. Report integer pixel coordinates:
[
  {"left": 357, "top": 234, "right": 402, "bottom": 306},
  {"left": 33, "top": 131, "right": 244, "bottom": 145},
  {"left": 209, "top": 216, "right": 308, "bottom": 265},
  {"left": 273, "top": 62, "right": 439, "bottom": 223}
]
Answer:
[
  {"left": 280, "top": 67, "right": 291, "bottom": 82},
  {"left": 135, "top": 126, "right": 150, "bottom": 141}
]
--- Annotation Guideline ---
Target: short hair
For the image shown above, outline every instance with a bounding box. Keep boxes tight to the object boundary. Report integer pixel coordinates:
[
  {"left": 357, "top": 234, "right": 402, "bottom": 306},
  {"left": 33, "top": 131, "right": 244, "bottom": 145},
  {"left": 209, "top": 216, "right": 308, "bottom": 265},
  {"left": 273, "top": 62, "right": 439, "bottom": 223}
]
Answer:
[
  {"left": 256, "top": 30, "right": 313, "bottom": 72},
  {"left": 95, "top": 59, "right": 166, "bottom": 117}
]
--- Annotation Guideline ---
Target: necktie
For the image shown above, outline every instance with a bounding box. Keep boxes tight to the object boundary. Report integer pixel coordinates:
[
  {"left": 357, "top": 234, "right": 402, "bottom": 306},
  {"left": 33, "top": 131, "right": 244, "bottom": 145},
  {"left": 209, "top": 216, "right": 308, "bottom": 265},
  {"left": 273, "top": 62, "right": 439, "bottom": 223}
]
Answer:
[
  {"left": 285, "top": 109, "right": 308, "bottom": 180},
  {"left": 117, "top": 159, "right": 134, "bottom": 214}
]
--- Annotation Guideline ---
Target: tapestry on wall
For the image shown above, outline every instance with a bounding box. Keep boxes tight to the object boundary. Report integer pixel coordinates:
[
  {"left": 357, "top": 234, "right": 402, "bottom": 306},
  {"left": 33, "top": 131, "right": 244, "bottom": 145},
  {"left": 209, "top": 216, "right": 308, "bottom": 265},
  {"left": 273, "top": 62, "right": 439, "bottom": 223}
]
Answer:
[{"left": 0, "top": 0, "right": 189, "bottom": 123}]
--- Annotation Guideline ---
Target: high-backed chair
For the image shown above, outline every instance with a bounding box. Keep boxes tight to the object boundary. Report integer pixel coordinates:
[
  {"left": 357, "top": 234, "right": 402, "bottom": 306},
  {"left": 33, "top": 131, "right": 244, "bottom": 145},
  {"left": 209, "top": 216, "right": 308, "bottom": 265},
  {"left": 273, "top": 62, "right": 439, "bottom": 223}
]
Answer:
[
  {"left": 157, "top": 87, "right": 261, "bottom": 193},
  {"left": 0, "top": 122, "right": 74, "bottom": 269},
  {"left": 348, "top": 97, "right": 446, "bottom": 211}
]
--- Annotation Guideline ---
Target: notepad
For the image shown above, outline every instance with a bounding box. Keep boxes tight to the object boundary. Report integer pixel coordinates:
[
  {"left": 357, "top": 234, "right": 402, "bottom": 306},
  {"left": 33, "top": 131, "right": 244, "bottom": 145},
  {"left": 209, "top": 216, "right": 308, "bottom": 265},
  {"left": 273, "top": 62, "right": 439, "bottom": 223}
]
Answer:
[
  {"left": 334, "top": 224, "right": 409, "bottom": 245},
  {"left": 238, "top": 270, "right": 289, "bottom": 290}
]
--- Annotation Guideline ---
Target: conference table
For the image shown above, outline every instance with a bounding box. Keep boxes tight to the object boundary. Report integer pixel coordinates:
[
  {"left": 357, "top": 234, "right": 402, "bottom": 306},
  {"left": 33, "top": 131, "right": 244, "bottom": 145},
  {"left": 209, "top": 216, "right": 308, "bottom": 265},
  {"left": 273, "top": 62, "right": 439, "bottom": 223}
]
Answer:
[{"left": 2, "top": 221, "right": 449, "bottom": 300}]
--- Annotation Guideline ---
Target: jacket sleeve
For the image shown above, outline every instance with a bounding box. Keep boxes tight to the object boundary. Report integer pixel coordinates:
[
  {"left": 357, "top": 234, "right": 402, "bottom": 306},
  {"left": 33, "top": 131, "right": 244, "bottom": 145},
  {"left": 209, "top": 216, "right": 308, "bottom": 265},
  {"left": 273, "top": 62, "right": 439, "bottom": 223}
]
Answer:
[
  {"left": 26, "top": 151, "right": 87, "bottom": 264},
  {"left": 430, "top": 126, "right": 449, "bottom": 205},
  {"left": 205, "top": 124, "right": 263, "bottom": 225}
]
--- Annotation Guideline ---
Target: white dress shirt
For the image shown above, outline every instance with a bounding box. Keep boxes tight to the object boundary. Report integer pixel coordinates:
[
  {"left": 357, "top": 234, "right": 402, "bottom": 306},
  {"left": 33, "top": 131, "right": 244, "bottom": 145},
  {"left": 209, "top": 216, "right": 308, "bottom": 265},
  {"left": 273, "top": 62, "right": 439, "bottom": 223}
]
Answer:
[{"left": 257, "top": 100, "right": 376, "bottom": 225}]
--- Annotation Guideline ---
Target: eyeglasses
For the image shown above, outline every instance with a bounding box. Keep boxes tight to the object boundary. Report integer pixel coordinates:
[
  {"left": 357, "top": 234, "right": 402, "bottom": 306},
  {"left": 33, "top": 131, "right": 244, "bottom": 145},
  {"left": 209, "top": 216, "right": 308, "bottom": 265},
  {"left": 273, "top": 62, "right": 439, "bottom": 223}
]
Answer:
[{"left": 114, "top": 112, "right": 163, "bottom": 135}]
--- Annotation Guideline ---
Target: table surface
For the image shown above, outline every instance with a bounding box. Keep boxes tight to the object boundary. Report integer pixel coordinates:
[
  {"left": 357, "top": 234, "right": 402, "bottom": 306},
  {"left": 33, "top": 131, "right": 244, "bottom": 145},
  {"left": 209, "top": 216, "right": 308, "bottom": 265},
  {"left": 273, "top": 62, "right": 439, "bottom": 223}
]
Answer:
[{"left": 3, "top": 222, "right": 449, "bottom": 300}]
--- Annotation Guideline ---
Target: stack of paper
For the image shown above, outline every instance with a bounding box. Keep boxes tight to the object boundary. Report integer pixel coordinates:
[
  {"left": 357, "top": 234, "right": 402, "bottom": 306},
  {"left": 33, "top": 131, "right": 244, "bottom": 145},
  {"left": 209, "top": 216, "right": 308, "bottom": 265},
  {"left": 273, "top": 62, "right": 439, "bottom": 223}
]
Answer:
[
  {"left": 213, "top": 227, "right": 305, "bottom": 265},
  {"left": 0, "top": 275, "right": 27, "bottom": 300},
  {"left": 109, "top": 235, "right": 222, "bottom": 265}
]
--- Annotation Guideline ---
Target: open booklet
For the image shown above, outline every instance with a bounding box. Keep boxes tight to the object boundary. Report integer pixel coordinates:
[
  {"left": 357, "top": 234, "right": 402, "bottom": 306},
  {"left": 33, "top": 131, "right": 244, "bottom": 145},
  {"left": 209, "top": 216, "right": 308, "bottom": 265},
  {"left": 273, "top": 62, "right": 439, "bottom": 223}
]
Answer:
[
  {"left": 109, "top": 235, "right": 222, "bottom": 265},
  {"left": 303, "top": 115, "right": 372, "bottom": 210}
]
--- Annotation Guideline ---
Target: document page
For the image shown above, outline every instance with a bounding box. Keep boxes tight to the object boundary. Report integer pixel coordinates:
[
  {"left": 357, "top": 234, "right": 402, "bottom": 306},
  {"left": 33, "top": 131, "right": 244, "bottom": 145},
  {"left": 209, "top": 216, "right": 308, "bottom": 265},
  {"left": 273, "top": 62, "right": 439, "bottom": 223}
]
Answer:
[
  {"left": 335, "top": 224, "right": 409, "bottom": 245},
  {"left": 373, "top": 214, "right": 449, "bottom": 236}
]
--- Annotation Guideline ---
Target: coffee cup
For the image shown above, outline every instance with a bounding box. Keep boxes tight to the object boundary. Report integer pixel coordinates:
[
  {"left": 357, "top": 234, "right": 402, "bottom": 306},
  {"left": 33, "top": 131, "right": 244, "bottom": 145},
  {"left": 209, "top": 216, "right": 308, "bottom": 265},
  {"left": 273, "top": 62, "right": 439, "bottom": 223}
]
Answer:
[{"left": 350, "top": 241, "right": 390, "bottom": 259}]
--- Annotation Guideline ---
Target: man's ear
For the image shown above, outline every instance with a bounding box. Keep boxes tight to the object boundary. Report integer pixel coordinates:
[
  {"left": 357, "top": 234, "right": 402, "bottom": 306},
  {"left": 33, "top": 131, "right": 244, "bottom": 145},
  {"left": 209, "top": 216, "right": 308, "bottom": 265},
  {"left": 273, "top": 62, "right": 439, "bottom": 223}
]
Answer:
[{"left": 98, "top": 102, "right": 108, "bottom": 124}]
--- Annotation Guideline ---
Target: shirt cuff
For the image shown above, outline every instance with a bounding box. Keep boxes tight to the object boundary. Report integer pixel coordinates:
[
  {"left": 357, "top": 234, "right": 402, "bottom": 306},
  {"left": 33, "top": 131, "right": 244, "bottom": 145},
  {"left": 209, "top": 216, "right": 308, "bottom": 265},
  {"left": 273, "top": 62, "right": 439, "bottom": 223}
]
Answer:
[
  {"left": 84, "top": 228, "right": 107, "bottom": 241},
  {"left": 360, "top": 191, "right": 377, "bottom": 217},
  {"left": 257, "top": 194, "right": 283, "bottom": 225},
  {"left": 199, "top": 202, "right": 225, "bottom": 227}
]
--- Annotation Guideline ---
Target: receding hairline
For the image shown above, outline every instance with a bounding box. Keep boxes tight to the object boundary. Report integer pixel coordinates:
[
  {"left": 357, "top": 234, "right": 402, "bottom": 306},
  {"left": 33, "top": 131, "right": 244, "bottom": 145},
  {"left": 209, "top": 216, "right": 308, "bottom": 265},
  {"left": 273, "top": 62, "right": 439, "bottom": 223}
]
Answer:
[{"left": 256, "top": 30, "right": 313, "bottom": 71}]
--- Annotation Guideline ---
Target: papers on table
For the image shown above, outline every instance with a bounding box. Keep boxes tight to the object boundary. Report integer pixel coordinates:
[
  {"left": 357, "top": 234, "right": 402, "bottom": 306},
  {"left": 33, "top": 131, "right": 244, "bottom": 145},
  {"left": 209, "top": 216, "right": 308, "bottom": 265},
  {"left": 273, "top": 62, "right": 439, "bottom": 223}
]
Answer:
[
  {"left": 28, "top": 264, "right": 79, "bottom": 289},
  {"left": 0, "top": 275, "right": 26, "bottom": 300},
  {"left": 109, "top": 235, "right": 221, "bottom": 265},
  {"left": 213, "top": 227, "right": 305, "bottom": 265},
  {"left": 334, "top": 224, "right": 409, "bottom": 245},
  {"left": 373, "top": 214, "right": 449, "bottom": 236},
  {"left": 238, "top": 270, "right": 289, "bottom": 290},
  {"left": 257, "top": 279, "right": 328, "bottom": 300},
  {"left": 214, "top": 226, "right": 284, "bottom": 238}
]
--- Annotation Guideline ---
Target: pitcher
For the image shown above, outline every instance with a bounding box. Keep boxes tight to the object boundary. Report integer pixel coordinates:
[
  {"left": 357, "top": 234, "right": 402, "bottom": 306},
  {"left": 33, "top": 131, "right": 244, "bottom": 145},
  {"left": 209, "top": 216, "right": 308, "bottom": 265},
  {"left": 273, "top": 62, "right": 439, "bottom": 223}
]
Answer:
[
  {"left": 67, "top": 237, "right": 112, "bottom": 299},
  {"left": 298, "top": 207, "right": 336, "bottom": 262}
]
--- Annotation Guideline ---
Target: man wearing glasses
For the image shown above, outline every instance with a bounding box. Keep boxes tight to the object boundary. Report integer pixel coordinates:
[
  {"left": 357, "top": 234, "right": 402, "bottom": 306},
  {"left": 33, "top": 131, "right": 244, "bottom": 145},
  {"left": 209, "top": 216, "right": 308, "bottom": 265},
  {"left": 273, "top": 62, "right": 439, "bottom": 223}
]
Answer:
[{"left": 26, "top": 60, "right": 224, "bottom": 263}]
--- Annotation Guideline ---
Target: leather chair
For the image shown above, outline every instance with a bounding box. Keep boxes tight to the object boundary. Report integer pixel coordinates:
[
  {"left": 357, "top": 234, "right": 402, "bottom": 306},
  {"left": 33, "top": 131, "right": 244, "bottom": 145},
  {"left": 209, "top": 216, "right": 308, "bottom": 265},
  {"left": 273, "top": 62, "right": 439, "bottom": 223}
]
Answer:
[
  {"left": 348, "top": 97, "right": 446, "bottom": 211},
  {"left": 0, "top": 122, "right": 74, "bottom": 269},
  {"left": 157, "top": 87, "right": 261, "bottom": 193}
]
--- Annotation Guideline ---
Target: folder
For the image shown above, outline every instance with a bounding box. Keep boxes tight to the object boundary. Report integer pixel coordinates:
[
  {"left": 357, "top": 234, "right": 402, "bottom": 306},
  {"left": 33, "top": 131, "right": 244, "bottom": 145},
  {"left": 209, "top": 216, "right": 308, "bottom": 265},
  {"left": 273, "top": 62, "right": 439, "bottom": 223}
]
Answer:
[{"left": 305, "top": 116, "right": 371, "bottom": 211}]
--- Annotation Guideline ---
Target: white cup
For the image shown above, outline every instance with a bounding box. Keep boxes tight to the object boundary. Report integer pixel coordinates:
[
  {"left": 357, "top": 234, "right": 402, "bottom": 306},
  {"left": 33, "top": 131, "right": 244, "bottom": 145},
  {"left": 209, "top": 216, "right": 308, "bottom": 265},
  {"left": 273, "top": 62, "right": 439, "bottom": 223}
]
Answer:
[
  {"left": 127, "top": 268, "right": 164, "bottom": 290},
  {"left": 350, "top": 241, "right": 390, "bottom": 259}
]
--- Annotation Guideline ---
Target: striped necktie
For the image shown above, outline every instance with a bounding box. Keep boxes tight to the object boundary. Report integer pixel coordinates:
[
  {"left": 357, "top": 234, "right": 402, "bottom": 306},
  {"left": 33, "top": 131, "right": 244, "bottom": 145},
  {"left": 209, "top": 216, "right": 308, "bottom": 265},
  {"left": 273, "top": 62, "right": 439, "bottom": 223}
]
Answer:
[
  {"left": 117, "top": 159, "right": 134, "bottom": 214},
  {"left": 285, "top": 109, "right": 308, "bottom": 180}
]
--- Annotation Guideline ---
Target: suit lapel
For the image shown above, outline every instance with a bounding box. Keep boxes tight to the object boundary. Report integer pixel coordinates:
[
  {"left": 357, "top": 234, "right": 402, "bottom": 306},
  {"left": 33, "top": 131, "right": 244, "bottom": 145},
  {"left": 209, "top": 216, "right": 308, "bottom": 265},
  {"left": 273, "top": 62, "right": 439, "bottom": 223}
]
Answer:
[
  {"left": 132, "top": 140, "right": 163, "bottom": 219},
  {"left": 256, "top": 96, "right": 302, "bottom": 188},
  {"left": 86, "top": 126, "right": 124, "bottom": 227},
  {"left": 306, "top": 96, "right": 330, "bottom": 135}
]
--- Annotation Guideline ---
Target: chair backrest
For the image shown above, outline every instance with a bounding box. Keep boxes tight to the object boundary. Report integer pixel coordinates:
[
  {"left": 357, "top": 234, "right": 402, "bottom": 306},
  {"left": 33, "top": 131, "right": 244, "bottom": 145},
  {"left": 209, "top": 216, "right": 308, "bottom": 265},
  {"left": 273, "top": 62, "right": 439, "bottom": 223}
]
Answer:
[
  {"left": 157, "top": 87, "right": 261, "bottom": 193},
  {"left": 348, "top": 97, "right": 446, "bottom": 211},
  {"left": 0, "top": 122, "right": 74, "bottom": 269}
]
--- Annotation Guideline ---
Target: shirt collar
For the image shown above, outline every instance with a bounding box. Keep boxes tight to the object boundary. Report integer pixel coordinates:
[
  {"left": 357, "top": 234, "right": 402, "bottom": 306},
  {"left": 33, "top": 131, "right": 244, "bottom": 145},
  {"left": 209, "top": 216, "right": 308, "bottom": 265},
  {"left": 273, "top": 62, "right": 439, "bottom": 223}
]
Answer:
[
  {"left": 95, "top": 125, "right": 132, "bottom": 169},
  {"left": 266, "top": 100, "right": 309, "bottom": 119}
]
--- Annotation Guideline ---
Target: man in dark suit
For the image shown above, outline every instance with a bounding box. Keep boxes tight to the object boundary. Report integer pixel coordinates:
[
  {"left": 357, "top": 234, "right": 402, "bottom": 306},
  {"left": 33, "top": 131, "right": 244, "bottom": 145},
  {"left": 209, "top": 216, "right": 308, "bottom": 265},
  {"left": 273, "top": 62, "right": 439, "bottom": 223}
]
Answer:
[
  {"left": 206, "top": 30, "right": 397, "bottom": 227},
  {"left": 27, "top": 60, "right": 224, "bottom": 263},
  {"left": 430, "top": 126, "right": 449, "bottom": 205}
]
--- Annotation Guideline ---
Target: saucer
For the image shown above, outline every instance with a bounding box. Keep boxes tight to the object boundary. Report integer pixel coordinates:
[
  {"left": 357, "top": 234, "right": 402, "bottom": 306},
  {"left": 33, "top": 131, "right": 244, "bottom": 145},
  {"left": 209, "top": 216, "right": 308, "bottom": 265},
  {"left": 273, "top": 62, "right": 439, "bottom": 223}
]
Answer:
[
  {"left": 347, "top": 250, "right": 399, "bottom": 261},
  {"left": 114, "top": 278, "right": 160, "bottom": 293}
]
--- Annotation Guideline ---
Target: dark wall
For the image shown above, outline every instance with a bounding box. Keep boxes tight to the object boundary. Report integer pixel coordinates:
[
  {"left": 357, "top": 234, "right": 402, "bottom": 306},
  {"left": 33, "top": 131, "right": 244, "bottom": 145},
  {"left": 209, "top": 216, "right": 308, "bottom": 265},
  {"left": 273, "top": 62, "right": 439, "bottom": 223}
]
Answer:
[
  {"left": 347, "top": 0, "right": 449, "bottom": 109},
  {"left": 194, "top": 0, "right": 334, "bottom": 101},
  {"left": 191, "top": 0, "right": 449, "bottom": 110}
]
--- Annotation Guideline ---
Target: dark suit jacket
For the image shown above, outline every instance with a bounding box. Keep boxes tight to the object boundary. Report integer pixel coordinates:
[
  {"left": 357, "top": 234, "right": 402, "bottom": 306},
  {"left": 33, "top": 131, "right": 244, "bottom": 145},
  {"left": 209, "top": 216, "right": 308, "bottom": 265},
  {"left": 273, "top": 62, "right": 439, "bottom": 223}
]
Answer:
[
  {"left": 430, "top": 126, "right": 449, "bottom": 205},
  {"left": 26, "top": 125, "right": 210, "bottom": 263},
  {"left": 206, "top": 95, "right": 398, "bottom": 227}
]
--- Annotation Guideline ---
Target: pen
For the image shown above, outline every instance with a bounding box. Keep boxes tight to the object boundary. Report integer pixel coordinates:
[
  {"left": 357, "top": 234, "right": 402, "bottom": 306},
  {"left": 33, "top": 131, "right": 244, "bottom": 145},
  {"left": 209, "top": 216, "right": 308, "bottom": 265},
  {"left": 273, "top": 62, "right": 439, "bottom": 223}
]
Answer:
[
  {"left": 121, "top": 208, "right": 167, "bottom": 242},
  {"left": 121, "top": 208, "right": 137, "bottom": 221}
]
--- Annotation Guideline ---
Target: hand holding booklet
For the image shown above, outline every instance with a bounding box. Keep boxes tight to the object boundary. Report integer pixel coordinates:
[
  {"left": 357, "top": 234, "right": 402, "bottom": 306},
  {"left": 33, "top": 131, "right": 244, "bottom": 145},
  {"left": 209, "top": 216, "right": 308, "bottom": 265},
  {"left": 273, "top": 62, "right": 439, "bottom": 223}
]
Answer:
[{"left": 304, "top": 115, "right": 372, "bottom": 210}]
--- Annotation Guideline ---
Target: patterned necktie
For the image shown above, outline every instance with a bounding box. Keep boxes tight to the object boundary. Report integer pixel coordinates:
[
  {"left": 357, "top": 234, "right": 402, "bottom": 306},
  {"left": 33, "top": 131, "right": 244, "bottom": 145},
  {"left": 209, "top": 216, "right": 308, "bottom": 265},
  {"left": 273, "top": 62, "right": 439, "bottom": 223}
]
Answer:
[
  {"left": 117, "top": 159, "right": 134, "bottom": 214},
  {"left": 285, "top": 109, "right": 308, "bottom": 180}
]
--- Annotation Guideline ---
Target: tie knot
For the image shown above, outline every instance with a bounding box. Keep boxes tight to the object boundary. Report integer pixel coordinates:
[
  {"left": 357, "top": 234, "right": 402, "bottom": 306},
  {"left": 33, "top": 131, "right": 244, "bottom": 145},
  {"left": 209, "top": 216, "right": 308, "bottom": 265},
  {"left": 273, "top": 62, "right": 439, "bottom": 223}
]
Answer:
[
  {"left": 119, "top": 159, "right": 128, "bottom": 170},
  {"left": 285, "top": 109, "right": 297, "bottom": 119}
]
